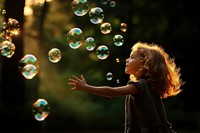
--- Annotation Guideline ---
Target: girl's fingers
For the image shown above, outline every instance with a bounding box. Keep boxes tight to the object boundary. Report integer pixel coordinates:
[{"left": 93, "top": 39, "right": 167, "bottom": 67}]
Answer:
[
  {"left": 71, "top": 87, "right": 76, "bottom": 90},
  {"left": 80, "top": 75, "right": 85, "bottom": 82},
  {"left": 68, "top": 79, "right": 77, "bottom": 83},
  {"left": 72, "top": 75, "right": 80, "bottom": 81},
  {"left": 68, "top": 82, "right": 76, "bottom": 86}
]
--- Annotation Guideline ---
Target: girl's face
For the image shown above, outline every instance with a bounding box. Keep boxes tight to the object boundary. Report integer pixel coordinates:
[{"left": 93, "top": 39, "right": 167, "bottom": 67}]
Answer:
[{"left": 125, "top": 50, "right": 143, "bottom": 77}]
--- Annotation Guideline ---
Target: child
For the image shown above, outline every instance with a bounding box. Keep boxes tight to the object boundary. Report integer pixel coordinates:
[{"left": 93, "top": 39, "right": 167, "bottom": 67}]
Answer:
[{"left": 68, "top": 41, "right": 184, "bottom": 133}]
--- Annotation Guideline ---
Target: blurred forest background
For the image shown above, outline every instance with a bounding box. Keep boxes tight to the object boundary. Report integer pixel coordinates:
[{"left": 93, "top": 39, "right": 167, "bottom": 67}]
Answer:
[{"left": 0, "top": 0, "right": 199, "bottom": 133}]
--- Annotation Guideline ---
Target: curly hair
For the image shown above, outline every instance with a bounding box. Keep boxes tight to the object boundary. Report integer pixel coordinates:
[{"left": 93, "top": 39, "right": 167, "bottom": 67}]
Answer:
[{"left": 130, "top": 41, "right": 184, "bottom": 98}]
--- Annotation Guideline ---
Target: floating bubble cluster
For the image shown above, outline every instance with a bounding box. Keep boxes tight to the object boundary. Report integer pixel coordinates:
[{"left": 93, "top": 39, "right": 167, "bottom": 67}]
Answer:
[
  {"left": 32, "top": 99, "right": 50, "bottom": 121},
  {"left": 0, "top": 0, "right": 127, "bottom": 122},
  {"left": 18, "top": 54, "right": 39, "bottom": 79},
  {"left": 0, "top": 18, "right": 20, "bottom": 58},
  {"left": 68, "top": 0, "right": 126, "bottom": 81},
  {"left": 48, "top": 48, "right": 62, "bottom": 63}
]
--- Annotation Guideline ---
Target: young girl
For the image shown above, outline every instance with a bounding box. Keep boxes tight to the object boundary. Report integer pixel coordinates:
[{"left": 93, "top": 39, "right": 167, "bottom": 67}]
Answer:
[{"left": 68, "top": 41, "right": 184, "bottom": 133}]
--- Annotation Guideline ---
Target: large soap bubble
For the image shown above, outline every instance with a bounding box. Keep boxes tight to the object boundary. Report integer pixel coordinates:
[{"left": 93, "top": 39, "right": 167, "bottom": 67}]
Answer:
[
  {"left": 32, "top": 98, "right": 50, "bottom": 121},
  {"left": 96, "top": 45, "right": 109, "bottom": 60},
  {"left": 89, "top": 7, "right": 104, "bottom": 24},
  {"left": 18, "top": 54, "right": 39, "bottom": 79},
  {"left": 71, "top": 0, "right": 90, "bottom": 16},
  {"left": 0, "top": 40, "right": 15, "bottom": 58},
  {"left": 48, "top": 48, "right": 61, "bottom": 63},
  {"left": 113, "top": 34, "right": 124, "bottom": 46},
  {"left": 66, "top": 28, "right": 85, "bottom": 49}
]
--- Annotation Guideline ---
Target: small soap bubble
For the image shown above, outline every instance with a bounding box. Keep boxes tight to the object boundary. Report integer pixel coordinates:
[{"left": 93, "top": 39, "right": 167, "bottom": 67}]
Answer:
[
  {"left": 0, "top": 40, "right": 15, "bottom": 58},
  {"left": 89, "top": 7, "right": 104, "bottom": 24},
  {"left": 113, "top": 34, "right": 124, "bottom": 46},
  {"left": 120, "top": 22, "right": 127, "bottom": 32},
  {"left": 2, "top": 22, "right": 7, "bottom": 30},
  {"left": 48, "top": 48, "right": 61, "bottom": 63},
  {"left": 116, "top": 58, "right": 120, "bottom": 63},
  {"left": 101, "top": 0, "right": 108, "bottom": 5},
  {"left": 116, "top": 79, "right": 120, "bottom": 84},
  {"left": 1, "top": 9, "right": 6, "bottom": 15},
  {"left": 100, "top": 22, "right": 112, "bottom": 34},
  {"left": 96, "top": 45, "right": 109, "bottom": 60},
  {"left": 66, "top": 28, "right": 84, "bottom": 49},
  {"left": 32, "top": 99, "right": 50, "bottom": 121},
  {"left": 85, "top": 37, "right": 96, "bottom": 51},
  {"left": 71, "top": 0, "right": 90, "bottom": 16},
  {"left": 106, "top": 72, "right": 113, "bottom": 81},
  {"left": 110, "top": 1, "right": 116, "bottom": 7}
]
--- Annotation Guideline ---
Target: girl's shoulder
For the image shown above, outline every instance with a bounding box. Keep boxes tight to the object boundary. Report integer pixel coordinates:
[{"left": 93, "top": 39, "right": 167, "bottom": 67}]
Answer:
[{"left": 127, "top": 79, "right": 148, "bottom": 98}]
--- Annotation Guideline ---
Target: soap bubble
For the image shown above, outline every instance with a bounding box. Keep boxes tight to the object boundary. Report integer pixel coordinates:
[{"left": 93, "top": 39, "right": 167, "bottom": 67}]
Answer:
[
  {"left": 106, "top": 72, "right": 113, "bottom": 81},
  {"left": 85, "top": 37, "right": 96, "bottom": 51},
  {"left": 116, "top": 58, "right": 120, "bottom": 63},
  {"left": 18, "top": 54, "right": 39, "bottom": 79},
  {"left": 96, "top": 45, "right": 109, "bottom": 60},
  {"left": 6, "top": 18, "right": 20, "bottom": 36},
  {"left": 120, "top": 22, "right": 127, "bottom": 32},
  {"left": 101, "top": 0, "right": 108, "bottom": 5},
  {"left": 89, "top": 7, "right": 104, "bottom": 24},
  {"left": 113, "top": 34, "right": 124, "bottom": 46},
  {"left": 116, "top": 79, "right": 120, "bottom": 84},
  {"left": 0, "top": 40, "right": 15, "bottom": 58},
  {"left": 100, "top": 22, "right": 112, "bottom": 34},
  {"left": 71, "top": 0, "right": 90, "bottom": 16},
  {"left": 110, "top": 1, "right": 116, "bottom": 7},
  {"left": 66, "top": 28, "right": 84, "bottom": 49},
  {"left": 48, "top": 48, "right": 61, "bottom": 63},
  {"left": 32, "top": 98, "right": 50, "bottom": 121},
  {"left": 21, "top": 64, "right": 38, "bottom": 79},
  {"left": 1, "top": 9, "right": 6, "bottom": 15}
]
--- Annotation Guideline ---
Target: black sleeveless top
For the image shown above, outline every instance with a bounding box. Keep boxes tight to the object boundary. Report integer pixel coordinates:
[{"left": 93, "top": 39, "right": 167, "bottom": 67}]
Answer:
[{"left": 124, "top": 79, "right": 175, "bottom": 133}]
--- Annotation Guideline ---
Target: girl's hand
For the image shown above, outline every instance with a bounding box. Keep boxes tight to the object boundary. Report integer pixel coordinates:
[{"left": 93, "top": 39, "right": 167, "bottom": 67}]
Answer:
[{"left": 68, "top": 75, "right": 87, "bottom": 90}]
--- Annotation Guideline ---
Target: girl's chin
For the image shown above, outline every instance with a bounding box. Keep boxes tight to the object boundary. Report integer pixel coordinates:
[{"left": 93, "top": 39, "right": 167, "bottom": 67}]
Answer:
[{"left": 125, "top": 70, "right": 129, "bottom": 74}]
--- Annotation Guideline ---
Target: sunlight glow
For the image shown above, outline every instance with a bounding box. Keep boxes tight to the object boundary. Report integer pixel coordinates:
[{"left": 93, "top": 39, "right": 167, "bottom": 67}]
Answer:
[
  {"left": 24, "top": 0, "right": 52, "bottom": 16},
  {"left": 24, "top": 6, "right": 33, "bottom": 16}
]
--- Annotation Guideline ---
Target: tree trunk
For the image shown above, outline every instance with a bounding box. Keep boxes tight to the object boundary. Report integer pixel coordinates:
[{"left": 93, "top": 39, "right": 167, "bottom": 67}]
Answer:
[{"left": 0, "top": 0, "right": 30, "bottom": 131}]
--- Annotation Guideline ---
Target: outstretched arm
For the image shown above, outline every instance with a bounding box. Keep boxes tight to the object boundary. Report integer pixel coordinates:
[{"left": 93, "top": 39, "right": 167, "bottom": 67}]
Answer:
[{"left": 68, "top": 75, "right": 138, "bottom": 98}]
